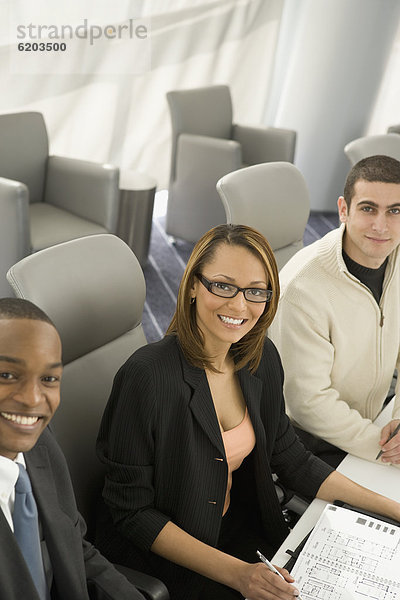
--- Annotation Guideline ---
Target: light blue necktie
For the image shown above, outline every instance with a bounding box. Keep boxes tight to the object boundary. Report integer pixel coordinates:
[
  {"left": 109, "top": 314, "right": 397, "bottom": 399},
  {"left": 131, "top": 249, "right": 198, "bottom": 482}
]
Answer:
[{"left": 13, "top": 463, "right": 50, "bottom": 600}]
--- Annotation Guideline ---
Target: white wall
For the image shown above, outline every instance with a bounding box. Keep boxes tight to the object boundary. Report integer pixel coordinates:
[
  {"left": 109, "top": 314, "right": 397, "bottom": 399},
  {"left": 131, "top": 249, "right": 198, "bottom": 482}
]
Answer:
[{"left": 265, "top": 0, "right": 400, "bottom": 211}]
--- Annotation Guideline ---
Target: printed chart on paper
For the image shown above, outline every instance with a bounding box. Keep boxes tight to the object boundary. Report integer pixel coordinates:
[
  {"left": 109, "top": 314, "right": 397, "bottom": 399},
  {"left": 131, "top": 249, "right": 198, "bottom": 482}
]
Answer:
[{"left": 291, "top": 504, "right": 400, "bottom": 600}]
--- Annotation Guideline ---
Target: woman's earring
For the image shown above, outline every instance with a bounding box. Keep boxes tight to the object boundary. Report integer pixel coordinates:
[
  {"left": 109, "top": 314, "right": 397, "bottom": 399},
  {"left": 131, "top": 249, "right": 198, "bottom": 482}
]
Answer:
[{"left": 190, "top": 297, "right": 196, "bottom": 305}]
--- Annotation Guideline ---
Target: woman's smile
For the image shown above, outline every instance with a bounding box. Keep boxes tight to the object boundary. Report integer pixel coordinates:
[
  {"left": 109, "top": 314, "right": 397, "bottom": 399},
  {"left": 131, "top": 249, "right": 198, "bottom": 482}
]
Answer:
[{"left": 217, "top": 314, "right": 247, "bottom": 327}]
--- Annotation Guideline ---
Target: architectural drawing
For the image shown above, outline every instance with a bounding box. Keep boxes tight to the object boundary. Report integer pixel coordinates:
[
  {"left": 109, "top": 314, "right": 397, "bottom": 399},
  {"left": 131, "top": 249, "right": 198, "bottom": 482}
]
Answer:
[{"left": 292, "top": 505, "right": 400, "bottom": 600}]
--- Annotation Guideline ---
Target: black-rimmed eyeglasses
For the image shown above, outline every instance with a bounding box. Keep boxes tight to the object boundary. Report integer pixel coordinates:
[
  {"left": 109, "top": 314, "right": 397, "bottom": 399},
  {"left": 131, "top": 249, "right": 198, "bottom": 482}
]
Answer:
[{"left": 196, "top": 274, "right": 272, "bottom": 303}]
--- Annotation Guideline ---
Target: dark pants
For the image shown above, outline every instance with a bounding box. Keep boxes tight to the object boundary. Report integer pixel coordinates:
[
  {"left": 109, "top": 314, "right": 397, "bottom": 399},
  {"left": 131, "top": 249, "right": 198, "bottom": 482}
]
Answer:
[
  {"left": 198, "top": 504, "right": 276, "bottom": 600},
  {"left": 294, "top": 426, "right": 346, "bottom": 469}
]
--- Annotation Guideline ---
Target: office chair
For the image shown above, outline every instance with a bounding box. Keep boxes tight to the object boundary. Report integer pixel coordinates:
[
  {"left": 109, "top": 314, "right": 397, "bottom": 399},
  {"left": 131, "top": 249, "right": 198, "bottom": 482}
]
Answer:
[
  {"left": 0, "top": 111, "right": 120, "bottom": 254},
  {"left": 7, "top": 234, "right": 169, "bottom": 600},
  {"left": 166, "top": 85, "right": 297, "bottom": 243},
  {"left": 216, "top": 162, "right": 310, "bottom": 271},
  {"left": 344, "top": 133, "right": 400, "bottom": 165}
]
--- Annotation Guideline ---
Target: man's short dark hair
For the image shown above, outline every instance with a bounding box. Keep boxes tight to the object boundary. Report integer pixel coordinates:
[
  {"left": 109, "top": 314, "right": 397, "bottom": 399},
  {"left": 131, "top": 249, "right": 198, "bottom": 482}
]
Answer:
[
  {"left": 0, "top": 297, "right": 55, "bottom": 327},
  {"left": 343, "top": 155, "right": 400, "bottom": 209}
]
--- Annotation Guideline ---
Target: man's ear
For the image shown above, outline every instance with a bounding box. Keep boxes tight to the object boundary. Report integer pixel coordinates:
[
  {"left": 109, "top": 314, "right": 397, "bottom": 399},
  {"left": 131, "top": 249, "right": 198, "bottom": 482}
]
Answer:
[{"left": 337, "top": 196, "right": 348, "bottom": 223}]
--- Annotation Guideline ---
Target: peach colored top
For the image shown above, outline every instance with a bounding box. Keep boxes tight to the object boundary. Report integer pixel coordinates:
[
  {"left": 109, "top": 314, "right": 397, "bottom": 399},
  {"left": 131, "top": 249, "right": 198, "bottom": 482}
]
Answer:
[{"left": 221, "top": 408, "right": 256, "bottom": 515}]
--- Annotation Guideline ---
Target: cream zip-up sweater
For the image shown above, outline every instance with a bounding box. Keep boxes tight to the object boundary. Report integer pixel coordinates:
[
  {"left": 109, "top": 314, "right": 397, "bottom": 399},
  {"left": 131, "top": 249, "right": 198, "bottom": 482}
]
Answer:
[{"left": 269, "top": 224, "right": 400, "bottom": 462}]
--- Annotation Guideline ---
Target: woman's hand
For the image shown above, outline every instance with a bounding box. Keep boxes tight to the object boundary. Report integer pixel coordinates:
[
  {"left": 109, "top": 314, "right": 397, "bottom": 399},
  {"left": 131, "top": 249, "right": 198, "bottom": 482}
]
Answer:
[
  {"left": 152, "top": 521, "right": 302, "bottom": 598},
  {"left": 236, "top": 562, "right": 300, "bottom": 600}
]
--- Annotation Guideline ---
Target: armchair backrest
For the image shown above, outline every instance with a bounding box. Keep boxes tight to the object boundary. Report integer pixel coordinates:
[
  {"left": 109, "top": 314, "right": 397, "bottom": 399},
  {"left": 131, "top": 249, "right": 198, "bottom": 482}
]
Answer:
[
  {"left": 344, "top": 133, "right": 400, "bottom": 165},
  {"left": 0, "top": 112, "right": 48, "bottom": 203},
  {"left": 216, "top": 162, "right": 310, "bottom": 270},
  {"left": 7, "top": 234, "right": 147, "bottom": 534},
  {"left": 167, "top": 85, "right": 233, "bottom": 180}
]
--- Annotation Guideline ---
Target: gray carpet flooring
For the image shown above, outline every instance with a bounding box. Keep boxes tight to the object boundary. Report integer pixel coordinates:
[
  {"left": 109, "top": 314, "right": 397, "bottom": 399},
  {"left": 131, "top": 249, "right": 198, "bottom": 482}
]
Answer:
[{"left": 141, "top": 212, "right": 339, "bottom": 343}]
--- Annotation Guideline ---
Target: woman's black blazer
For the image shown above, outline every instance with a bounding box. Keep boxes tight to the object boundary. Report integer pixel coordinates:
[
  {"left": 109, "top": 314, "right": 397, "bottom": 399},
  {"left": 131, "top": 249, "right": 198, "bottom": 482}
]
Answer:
[{"left": 96, "top": 334, "right": 332, "bottom": 599}]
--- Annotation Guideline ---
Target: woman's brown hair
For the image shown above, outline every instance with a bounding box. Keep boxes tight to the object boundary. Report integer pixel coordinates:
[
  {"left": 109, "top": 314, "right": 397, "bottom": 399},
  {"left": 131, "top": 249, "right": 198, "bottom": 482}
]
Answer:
[{"left": 166, "top": 224, "right": 279, "bottom": 373}]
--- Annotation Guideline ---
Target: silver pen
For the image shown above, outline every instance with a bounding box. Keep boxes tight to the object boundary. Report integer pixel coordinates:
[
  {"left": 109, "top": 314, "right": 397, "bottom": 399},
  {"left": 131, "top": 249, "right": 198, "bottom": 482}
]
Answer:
[{"left": 257, "top": 550, "right": 302, "bottom": 599}]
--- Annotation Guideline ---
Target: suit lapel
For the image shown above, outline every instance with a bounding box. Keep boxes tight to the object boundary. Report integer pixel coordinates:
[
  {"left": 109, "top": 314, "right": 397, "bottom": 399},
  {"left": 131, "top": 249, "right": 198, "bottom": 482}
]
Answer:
[
  {"left": 237, "top": 366, "right": 267, "bottom": 450},
  {"left": 26, "top": 443, "right": 59, "bottom": 517},
  {"left": 178, "top": 340, "right": 267, "bottom": 457},
  {"left": 180, "top": 350, "right": 226, "bottom": 457}
]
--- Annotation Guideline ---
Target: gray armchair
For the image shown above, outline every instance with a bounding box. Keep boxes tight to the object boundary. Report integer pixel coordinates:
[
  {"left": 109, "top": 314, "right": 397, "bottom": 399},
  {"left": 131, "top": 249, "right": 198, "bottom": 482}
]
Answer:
[
  {"left": 166, "top": 85, "right": 297, "bottom": 243},
  {"left": 7, "top": 234, "right": 147, "bottom": 533},
  {"left": 216, "top": 162, "right": 310, "bottom": 271},
  {"left": 344, "top": 133, "right": 400, "bottom": 165},
  {"left": 0, "top": 111, "right": 120, "bottom": 295},
  {"left": 7, "top": 234, "right": 169, "bottom": 599}
]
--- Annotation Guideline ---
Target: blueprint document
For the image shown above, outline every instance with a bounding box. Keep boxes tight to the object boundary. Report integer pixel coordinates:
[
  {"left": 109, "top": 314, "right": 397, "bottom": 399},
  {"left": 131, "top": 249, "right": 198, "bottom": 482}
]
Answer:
[{"left": 292, "top": 504, "right": 400, "bottom": 600}]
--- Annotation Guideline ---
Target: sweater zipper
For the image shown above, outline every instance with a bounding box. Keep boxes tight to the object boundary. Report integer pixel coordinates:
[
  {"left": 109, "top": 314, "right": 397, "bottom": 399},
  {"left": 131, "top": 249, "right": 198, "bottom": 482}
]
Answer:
[
  {"left": 378, "top": 257, "right": 396, "bottom": 327},
  {"left": 344, "top": 269, "right": 390, "bottom": 329},
  {"left": 343, "top": 270, "right": 385, "bottom": 418}
]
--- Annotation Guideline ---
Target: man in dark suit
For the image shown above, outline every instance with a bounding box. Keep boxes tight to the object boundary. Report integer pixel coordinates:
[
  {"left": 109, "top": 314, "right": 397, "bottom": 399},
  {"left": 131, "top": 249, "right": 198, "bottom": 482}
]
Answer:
[{"left": 0, "top": 297, "right": 145, "bottom": 599}]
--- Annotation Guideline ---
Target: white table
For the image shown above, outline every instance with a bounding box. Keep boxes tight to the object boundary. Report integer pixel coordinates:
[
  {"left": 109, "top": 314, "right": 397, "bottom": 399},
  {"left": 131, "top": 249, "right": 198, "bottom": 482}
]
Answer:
[{"left": 272, "top": 400, "right": 400, "bottom": 567}]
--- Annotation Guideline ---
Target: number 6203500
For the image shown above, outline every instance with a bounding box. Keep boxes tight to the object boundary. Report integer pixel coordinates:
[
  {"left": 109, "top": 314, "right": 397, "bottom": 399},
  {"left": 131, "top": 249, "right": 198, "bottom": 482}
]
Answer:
[{"left": 17, "top": 42, "right": 67, "bottom": 51}]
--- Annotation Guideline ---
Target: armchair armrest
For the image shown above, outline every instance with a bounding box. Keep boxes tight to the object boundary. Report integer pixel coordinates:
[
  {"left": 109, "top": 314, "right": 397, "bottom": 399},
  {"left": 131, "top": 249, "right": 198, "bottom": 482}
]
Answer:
[
  {"left": 114, "top": 564, "right": 169, "bottom": 600},
  {"left": 387, "top": 124, "right": 400, "bottom": 134},
  {"left": 0, "top": 177, "right": 30, "bottom": 258},
  {"left": 232, "top": 124, "right": 296, "bottom": 164},
  {"left": 0, "top": 177, "right": 30, "bottom": 296},
  {"left": 174, "top": 133, "right": 242, "bottom": 182},
  {"left": 45, "top": 156, "right": 120, "bottom": 233}
]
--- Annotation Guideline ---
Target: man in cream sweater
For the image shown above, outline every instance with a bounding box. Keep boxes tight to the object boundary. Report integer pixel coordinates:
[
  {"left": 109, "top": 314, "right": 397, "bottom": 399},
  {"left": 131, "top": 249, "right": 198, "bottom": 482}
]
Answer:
[{"left": 269, "top": 155, "right": 400, "bottom": 467}]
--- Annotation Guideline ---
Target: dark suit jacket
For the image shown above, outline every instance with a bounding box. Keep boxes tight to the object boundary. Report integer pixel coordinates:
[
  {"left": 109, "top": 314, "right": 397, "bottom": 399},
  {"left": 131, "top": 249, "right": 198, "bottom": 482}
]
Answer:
[
  {"left": 0, "top": 428, "right": 144, "bottom": 600},
  {"left": 96, "top": 335, "right": 333, "bottom": 600}
]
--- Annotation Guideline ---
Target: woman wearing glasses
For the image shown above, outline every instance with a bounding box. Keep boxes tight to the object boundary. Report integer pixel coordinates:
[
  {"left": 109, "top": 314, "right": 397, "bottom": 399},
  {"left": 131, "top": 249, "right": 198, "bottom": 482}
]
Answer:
[{"left": 97, "top": 224, "right": 400, "bottom": 600}]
